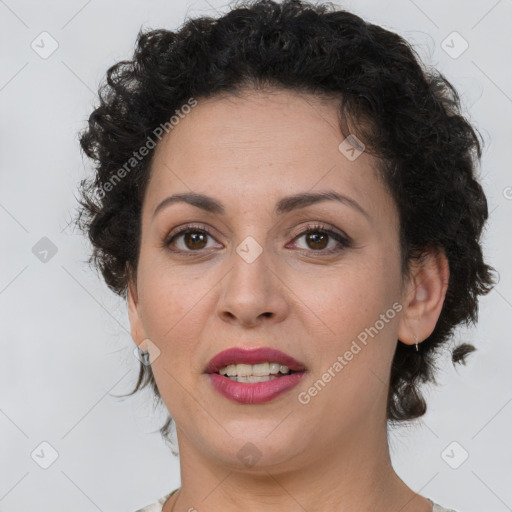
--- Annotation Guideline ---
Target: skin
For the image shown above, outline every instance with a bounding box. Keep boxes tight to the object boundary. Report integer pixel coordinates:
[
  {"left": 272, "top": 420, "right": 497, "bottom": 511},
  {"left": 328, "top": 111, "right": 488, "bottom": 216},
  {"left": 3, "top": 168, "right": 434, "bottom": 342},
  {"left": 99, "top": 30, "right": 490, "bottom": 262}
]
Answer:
[{"left": 127, "top": 88, "right": 449, "bottom": 512}]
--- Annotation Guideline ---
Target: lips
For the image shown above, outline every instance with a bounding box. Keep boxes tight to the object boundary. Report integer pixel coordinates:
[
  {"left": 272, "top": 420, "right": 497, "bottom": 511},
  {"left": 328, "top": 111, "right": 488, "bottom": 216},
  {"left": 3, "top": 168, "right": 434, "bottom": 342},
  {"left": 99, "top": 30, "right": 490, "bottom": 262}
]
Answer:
[
  {"left": 204, "top": 347, "right": 307, "bottom": 404},
  {"left": 204, "top": 347, "right": 306, "bottom": 374}
]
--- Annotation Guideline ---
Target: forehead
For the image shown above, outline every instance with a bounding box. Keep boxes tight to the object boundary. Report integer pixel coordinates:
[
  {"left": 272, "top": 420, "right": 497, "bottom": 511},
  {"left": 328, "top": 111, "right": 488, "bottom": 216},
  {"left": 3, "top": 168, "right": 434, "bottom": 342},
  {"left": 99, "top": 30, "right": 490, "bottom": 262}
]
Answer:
[{"left": 145, "top": 88, "right": 392, "bottom": 221}]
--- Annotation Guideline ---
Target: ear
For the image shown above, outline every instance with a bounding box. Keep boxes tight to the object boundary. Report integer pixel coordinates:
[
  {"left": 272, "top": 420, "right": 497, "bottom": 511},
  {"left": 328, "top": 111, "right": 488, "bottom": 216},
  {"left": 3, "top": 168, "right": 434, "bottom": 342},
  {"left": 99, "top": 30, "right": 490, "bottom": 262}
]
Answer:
[
  {"left": 127, "top": 267, "right": 148, "bottom": 351},
  {"left": 397, "top": 247, "right": 450, "bottom": 347}
]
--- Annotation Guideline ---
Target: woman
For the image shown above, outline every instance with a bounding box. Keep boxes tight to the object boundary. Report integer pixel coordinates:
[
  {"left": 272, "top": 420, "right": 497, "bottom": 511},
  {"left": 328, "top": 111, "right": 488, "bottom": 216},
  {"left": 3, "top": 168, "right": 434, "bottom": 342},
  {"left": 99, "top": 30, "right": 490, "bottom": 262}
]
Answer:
[{"left": 75, "top": 0, "right": 496, "bottom": 510}]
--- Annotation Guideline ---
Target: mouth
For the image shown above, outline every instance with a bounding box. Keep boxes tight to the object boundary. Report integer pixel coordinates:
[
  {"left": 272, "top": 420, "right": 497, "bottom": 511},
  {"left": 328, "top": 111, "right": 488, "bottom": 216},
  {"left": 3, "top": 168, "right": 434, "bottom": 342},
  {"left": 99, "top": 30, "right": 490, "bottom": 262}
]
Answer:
[
  {"left": 204, "top": 347, "right": 307, "bottom": 404},
  {"left": 205, "top": 346, "right": 306, "bottom": 375},
  {"left": 218, "top": 361, "right": 299, "bottom": 383}
]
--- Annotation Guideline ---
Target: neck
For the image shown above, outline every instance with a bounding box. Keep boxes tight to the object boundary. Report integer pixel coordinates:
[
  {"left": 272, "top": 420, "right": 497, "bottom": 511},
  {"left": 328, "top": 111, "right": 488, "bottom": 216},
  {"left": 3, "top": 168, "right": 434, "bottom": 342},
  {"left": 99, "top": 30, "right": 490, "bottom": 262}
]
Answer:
[{"left": 164, "top": 416, "right": 431, "bottom": 512}]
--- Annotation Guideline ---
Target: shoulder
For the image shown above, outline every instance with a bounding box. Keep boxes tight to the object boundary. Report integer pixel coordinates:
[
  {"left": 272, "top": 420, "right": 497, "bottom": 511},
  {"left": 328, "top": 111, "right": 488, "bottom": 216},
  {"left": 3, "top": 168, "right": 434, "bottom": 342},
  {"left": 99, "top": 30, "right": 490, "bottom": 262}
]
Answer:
[
  {"left": 429, "top": 498, "right": 459, "bottom": 512},
  {"left": 133, "top": 489, "right": 178, "bottom": 512},
  {"left": 134, "top": 492, "right": 458, "bottom": 512}
]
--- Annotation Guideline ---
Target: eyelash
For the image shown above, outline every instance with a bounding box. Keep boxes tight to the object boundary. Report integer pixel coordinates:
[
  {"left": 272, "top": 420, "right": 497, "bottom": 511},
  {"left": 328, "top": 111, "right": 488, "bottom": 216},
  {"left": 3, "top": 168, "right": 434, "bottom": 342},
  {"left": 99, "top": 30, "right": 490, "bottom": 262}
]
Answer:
[{"left": 163, "top": 223, "right": 351, "bottom": 256}]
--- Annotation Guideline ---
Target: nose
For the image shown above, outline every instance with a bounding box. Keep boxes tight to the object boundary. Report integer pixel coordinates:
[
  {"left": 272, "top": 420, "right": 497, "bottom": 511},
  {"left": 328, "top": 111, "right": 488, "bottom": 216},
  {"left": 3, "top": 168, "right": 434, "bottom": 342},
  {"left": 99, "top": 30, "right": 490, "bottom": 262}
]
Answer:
[{"left": 216, "top": 245, "right": 290, "bottom": 328}]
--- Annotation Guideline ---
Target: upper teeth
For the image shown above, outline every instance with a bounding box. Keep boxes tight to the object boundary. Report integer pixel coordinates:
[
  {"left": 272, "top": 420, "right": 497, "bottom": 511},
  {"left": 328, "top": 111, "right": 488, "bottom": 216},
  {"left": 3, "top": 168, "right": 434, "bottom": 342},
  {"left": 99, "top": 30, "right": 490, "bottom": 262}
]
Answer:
[{"left": 219, "top": 362, "right": 290, "bottom": 377}]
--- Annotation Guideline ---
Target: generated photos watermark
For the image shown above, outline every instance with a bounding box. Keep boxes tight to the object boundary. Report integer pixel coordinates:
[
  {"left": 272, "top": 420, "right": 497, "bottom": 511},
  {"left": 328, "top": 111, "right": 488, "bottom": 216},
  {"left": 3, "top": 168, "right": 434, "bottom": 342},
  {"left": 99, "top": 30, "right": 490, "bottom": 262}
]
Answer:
[
  {"left": 297, "top": 301, "right": 403, "bottom": 405},
  {"left": 95, "top": 97, "right": 198, "bottom": 200}
]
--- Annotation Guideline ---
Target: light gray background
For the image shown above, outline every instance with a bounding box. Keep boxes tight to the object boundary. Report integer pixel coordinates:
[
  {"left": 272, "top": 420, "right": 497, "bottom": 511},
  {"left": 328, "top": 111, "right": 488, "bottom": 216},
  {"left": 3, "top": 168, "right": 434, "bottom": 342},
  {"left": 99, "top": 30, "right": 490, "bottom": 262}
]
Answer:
[{"left": 0, "top": 0, "right": 510, "bottom": 510}]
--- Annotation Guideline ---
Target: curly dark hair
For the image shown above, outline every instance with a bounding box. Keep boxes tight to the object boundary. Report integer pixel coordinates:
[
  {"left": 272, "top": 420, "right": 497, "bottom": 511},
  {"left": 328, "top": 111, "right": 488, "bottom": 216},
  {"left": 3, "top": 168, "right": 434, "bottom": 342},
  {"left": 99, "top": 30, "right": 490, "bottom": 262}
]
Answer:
[{"left": 75, "top": 0, "right": 497, "bottom": 442}]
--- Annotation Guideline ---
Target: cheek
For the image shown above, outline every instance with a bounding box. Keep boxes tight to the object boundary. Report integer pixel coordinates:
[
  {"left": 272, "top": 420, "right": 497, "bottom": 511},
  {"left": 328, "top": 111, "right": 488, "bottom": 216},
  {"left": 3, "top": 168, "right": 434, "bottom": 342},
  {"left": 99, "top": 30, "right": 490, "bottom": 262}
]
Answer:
[
  {"left": 137, "top": 257, "right": 208, "bottom": 340},
  {"left": 136, "top": 266, "right": 213, "bottom": 416},
  {"left": 304, "top": 259, "right": 398, "bottom": 336},
  {"left": 301, "top": 250, "right": 402, "bottom": 386}
]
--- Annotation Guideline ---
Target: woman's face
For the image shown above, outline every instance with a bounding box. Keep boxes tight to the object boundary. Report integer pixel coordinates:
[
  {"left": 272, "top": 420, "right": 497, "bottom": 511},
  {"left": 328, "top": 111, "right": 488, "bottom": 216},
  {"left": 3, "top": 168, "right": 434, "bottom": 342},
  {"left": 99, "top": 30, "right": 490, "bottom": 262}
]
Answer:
[{"left": 128, "top": 88, "right": 410, "bottom": 471}]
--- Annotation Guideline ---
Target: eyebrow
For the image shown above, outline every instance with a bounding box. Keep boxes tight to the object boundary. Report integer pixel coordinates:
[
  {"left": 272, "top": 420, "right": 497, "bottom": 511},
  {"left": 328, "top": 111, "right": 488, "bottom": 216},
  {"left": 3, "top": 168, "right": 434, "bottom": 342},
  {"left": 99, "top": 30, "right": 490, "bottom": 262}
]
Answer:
[{"left": 152, "top": 190, "right": 370, "bottom": 220}]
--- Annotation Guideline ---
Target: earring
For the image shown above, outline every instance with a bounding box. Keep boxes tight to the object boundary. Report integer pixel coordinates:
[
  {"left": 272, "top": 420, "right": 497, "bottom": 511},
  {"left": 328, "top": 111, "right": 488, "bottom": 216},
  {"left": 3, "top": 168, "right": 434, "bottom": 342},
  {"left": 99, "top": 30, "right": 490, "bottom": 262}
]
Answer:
[
  {"left": 139, "top": 347, "right": 150, "bottom": 365},
  {"left": 414, "top": 335, "right": 419, "bottom": 351}
]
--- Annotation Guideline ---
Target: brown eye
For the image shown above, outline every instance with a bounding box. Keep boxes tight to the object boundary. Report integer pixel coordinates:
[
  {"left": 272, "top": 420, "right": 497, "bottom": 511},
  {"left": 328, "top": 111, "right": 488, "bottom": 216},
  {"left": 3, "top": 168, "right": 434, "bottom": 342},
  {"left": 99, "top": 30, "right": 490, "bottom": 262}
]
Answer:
[
  {"left": 165, "top": 225, "right": 220, "bottom": 253},
  {"left": 304, "top": 231, "right": 329, "bottom": 250},
  {"left": 182, "top": 231, "right": 208, "bottom": 250},
  {"left": 290, "top": 225, "right": 351, "bottom": 255}
]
